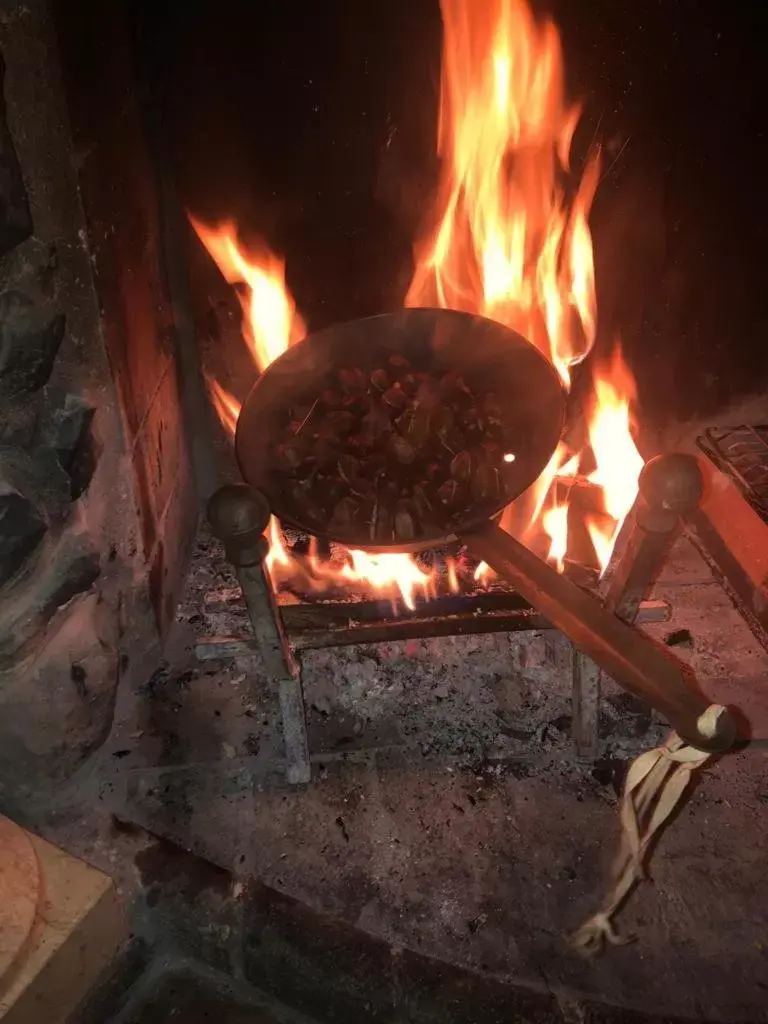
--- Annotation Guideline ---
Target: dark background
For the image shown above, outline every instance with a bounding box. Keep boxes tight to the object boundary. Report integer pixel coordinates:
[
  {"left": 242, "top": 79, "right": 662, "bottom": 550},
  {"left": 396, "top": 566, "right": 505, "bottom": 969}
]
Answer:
[{"left": 130, "top": 0, "right": 768, "bottom": 428}]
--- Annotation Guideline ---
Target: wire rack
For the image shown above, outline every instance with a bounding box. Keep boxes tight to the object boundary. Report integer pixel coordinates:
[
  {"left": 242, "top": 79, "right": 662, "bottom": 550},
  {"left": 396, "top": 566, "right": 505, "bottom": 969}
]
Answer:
[{"left": 697, "top": 425, "right": 768, "bottom": 523}]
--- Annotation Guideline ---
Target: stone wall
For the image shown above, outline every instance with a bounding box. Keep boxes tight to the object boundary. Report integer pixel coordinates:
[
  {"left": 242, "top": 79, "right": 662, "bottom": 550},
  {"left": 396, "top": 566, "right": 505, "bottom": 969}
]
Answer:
[{"left": 0, "top": 0, "right": 199, "bottom": 800}]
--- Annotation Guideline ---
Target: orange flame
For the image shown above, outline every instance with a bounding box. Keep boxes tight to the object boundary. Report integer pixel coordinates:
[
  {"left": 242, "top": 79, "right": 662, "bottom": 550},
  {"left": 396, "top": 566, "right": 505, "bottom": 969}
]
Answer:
[
  {"left": 194, "top": 0, "right": 643, "bottom": 599},
  {"left": 542, "top": 503, "right": 569, "bottom": 572},
  {"left": 189, "top": 217, "right": 305, "bottom": 371},
  {"left": 406, "top": 0, "right": 640, "bottom": 573},
  {"left": 269, "top": 519, "right": 436, "bottom": 610},
  {"left": 190, "top": 221, "right": 440, "bottom": 606},
  {"left": 207, "top": 377, "right": 240, "bottom": 437},
  {"left": 585, "top": 348, "right": 644, "bottom": 569},
  {"left": 405, "top": 0, "right": 599, "bottom": 387}
]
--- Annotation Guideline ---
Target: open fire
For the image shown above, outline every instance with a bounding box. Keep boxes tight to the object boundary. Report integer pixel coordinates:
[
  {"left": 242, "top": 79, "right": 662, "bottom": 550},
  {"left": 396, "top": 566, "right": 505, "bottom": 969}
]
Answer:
[{"left": 191, "top": 0, "right": 642, "bottom": 608}]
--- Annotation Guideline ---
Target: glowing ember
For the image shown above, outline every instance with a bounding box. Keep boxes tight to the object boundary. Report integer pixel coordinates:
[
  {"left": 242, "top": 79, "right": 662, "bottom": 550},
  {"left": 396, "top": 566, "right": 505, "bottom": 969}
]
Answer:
[{"left": 193, "top": 0, "right": 644, "bottom": 602}]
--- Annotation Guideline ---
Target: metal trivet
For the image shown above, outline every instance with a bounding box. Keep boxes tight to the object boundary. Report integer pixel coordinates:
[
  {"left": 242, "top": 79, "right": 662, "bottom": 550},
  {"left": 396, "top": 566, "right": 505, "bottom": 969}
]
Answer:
[{"left": 196, "top": 454, "right": 736, "bottom": 785}]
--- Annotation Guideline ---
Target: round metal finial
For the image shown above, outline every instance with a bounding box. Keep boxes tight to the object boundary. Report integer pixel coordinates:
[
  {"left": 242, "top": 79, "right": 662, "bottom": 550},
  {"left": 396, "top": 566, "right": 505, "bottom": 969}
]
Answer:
[
  {"left": 207, "top": 484, "right": 271, "bottom": 566},
  {"left": 639, "top": 453, "right": 704, "bottom": 517},
  {"left": 208, "top": 484, "right": 271, "bottom": 540}
]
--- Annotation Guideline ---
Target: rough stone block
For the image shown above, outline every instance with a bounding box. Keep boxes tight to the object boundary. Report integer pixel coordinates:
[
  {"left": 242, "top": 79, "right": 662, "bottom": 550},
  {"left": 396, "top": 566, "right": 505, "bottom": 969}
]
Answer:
[
  {"left": 0, "top": 444, "right": 71, "bottom": 586},
  {"left": 0, "top": 589, "right": 115, "bottom": 797},
  {"left": 0, "top": 57, "right": 32, "bottom": 260},
  {"left": 40, "top": 392, "right": 99, "bottom": 499},
  {"left": 0, "top": 290, "right": 65, "bottom": 398},
  {"left": 0, "top": 490, "right": 45, "bottom": 585}
]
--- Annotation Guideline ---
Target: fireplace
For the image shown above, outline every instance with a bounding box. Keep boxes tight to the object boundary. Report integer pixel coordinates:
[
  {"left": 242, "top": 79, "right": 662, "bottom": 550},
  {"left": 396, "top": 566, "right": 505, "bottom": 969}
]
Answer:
[
  {"left": 0, "top": 0, "right": 763, "bottom": 807},
  {"left": 2, "top": 1, "right": 768, "bottom": 1017}
]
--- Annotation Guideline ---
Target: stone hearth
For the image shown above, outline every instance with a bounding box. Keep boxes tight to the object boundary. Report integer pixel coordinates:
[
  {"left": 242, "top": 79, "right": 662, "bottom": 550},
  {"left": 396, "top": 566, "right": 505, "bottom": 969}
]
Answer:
[{"left": 24, "top": 517, "right": 768, "bottom": 1024}]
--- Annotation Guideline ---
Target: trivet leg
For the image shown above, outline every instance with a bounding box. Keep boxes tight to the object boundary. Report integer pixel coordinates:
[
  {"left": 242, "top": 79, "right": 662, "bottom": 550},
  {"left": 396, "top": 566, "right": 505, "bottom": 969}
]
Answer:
[
  {"left": 571, "top": 648, "right": 601, "bottom": 759},
  {"left": 277, "top": 677, "right": 311, "bottom": 785},
  {"left": 571, "top": 453, "right": 705, "bottom": 758},
  {"left": 603, "top": 454, "right": 700, "bottom": 622},
  {"left": 208, "top": 484, "right": 311, "bottom": 785}
]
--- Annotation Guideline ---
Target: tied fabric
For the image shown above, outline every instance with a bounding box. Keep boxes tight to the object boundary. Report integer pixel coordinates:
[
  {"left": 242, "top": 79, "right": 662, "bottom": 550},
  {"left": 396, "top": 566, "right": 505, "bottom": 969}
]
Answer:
[{"left": 572, "top": 722, "right": 718, "bottom": 955}]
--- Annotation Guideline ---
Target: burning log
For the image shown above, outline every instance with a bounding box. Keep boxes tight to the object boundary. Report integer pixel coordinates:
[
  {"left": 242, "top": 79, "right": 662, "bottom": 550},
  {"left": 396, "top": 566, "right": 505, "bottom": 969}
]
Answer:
[{"left": 272, "top": 358, "right": 520, "bottom": 544}]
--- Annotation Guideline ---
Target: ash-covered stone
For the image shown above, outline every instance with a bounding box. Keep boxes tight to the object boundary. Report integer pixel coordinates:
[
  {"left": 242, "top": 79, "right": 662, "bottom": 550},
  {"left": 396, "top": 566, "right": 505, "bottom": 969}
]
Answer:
[
  {"left": 0, "top": 443, "right": 72, "bottom": 585},
  {"left": 0, "top": 57, "right": 32, "bottom": 259},
  {"left": 0, "top": 488, "right": 46, "bottom": 584},
  {"left": 0, "top": 442, "right": 71, "bottom": 530},
  {"left": 38, "top": 548, "right": 101, "bottom": 619},
  {"left": 0, "top": 289, "right": 66, "bottom": 396},
  {"left": 0, "top": 530, "right": 100, "bottom": 667},
  {"left": 41, "top": 392, "right": 99, "bottom": 498},
  {"left": 0, "top": 590, "right": 118, "bottom": 797}
]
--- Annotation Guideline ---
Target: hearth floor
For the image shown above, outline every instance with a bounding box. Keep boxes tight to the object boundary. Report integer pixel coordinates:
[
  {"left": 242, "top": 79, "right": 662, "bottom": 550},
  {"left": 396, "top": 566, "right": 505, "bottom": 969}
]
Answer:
[{"left": 17, "top": 526, "right": 768, "bottom": 1023}]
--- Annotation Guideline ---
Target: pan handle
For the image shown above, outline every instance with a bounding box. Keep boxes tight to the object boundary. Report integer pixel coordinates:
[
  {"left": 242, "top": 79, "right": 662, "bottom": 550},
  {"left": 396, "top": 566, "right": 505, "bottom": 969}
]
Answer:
[{"left": 459, "top": 522, "right": 737, "bottom": 753}]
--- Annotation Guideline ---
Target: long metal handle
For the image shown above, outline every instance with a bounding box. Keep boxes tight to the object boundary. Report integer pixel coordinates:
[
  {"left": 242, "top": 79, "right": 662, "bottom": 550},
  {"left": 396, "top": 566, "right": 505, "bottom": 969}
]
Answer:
[{"left": 459, "top": 521, "right": 736, "bottom": 752}]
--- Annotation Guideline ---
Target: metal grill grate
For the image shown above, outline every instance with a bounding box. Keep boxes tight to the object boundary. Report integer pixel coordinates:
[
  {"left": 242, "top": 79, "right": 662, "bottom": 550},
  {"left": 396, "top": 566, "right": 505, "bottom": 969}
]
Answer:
[{"left": 697, "top": 425, "right": 768, "bottom": 523}]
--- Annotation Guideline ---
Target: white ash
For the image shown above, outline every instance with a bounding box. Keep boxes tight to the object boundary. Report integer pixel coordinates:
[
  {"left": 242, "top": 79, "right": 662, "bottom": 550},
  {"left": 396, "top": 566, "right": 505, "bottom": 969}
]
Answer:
[
  {"left": 299, "top": 631, "right": 575, "bottom": 761},
  {"left": 182, "top": 524, "right": 666, "bottom": 770}
]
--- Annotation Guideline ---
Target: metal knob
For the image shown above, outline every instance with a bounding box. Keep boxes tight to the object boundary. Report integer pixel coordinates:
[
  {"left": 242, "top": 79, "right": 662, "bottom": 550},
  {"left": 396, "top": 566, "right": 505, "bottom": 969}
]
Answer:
[
  {"left": 207, "top": 484, "right": 271, "bottom": 567},
  {"left": 639, "top": 453, "right": 704, "bottom": 517}
]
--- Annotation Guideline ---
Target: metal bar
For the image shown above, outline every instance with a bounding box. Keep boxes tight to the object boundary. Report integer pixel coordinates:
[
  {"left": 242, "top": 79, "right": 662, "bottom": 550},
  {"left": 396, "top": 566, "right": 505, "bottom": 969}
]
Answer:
[
  {"left": 291, "top": 608, "right": 550, "bottom": 648},
  {"left": 196, "top": 612, "right": 548, "bottom": 659},
  {"left": 206, "top": 589, "right": 535, "bottom": 619},
  {"left": 571, "top": 650, "right": 601, "bottom": 760},
  {"left": 459, "top": 520, "right": 736, "bottom": 752},
  {"left": 745, "top": 425, "right": 768, "bottom": 455},
  {"left": 284, "top": 598, "right": 669, "bottom": 632},
  {"left": 195, "top": 600, "right": 670, "bottom": 659},
  {"left": 604, "top": 453, "right": 703, "bottom": 620},
  {"left": 203, "top": 586, "right": 670, "bottom": 628},
  {"left": 197, "top": 637, "right": 263, "bottom": 661},
  {"left": 278, "top": 678, "right": 311, "bottom": 785},
  {"left": 236, "top": 562, "right": 298, "bottom": 678},
  {"left": 570, "top": 650, "right": 600, "bottom": 759},
  {"left": 604, "top": 512, "right": 675, "bottom": 622},
  {"left": 207, "top": 485, "right": 296, "bottom": 679},
  {"left": 569, "top": 453, "right": 706, "bottom": 759},
  {"left": 207, "top": 485, "right": 308, "bottom": 785}
]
